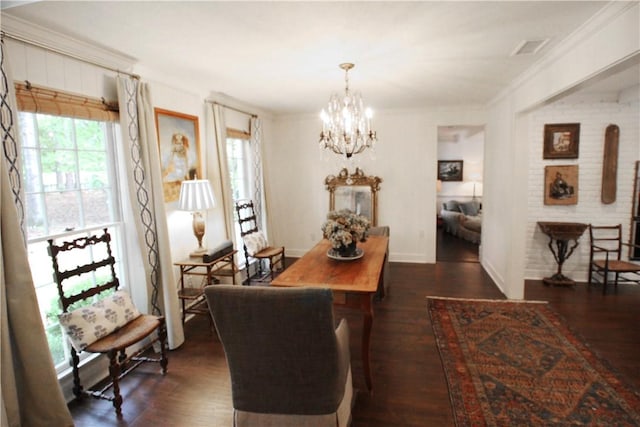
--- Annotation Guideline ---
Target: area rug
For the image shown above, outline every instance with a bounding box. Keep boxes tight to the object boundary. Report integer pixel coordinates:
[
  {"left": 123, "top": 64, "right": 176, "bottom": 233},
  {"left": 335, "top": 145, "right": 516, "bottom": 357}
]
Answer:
[{"left": 427, "top": 297, "right": 640, "bottom": 426}]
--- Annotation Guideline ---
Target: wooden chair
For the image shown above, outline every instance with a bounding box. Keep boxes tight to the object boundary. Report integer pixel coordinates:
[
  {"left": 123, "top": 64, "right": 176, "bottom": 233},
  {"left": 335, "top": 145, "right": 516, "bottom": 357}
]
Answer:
[
  {"left": 588, "top": 224, "right": 640, "bottom": 294},
  {"left": 48, "top": 228, "right": 167, "bottom": 418},
  {"left": 235, "top": 199, "right": 285, "bottom": 285}
]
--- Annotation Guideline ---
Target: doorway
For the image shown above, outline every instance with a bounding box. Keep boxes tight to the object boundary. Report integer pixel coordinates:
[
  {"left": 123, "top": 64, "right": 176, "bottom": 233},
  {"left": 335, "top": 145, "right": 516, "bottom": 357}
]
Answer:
[{"left": 436, "top": 125, "right": 484, "bottom": 263}]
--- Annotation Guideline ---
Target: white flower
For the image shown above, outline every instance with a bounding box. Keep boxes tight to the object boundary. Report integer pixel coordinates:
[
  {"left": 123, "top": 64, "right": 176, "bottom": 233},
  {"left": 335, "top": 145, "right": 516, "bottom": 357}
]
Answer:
[{"left": 321, "top": 209, "right": 370, "bottom": 249}]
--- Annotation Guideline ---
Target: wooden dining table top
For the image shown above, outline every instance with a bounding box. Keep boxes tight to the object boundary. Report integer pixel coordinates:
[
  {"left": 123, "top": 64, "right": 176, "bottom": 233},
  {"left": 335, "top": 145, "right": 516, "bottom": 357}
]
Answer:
[{"left": 271, "top": 235, "right": 389, "bottom": 293}]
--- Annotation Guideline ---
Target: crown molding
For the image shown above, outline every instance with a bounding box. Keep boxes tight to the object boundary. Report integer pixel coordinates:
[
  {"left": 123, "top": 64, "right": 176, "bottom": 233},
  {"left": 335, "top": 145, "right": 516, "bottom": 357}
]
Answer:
[{"left": 1, "top": 12, "right": 136, "bottom": 71}]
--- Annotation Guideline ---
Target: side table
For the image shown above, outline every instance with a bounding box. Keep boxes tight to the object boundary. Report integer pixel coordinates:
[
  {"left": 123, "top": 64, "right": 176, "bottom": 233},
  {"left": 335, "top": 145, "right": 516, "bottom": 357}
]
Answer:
[
  {"left": 175, "top": 249, "right": 237, "bottom": 325},
  {"left": 537, "top": 222, "right": 588, "bottom": 286}
]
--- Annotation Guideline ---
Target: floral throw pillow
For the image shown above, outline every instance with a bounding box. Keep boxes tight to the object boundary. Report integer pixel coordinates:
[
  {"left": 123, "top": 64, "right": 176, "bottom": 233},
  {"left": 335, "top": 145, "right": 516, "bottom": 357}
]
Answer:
[
  {"left": 58, "top": 290, "right": 141, "bottom": 352},
  {"left": 243, "top": 231, "right": 268, "bottom": 256}
]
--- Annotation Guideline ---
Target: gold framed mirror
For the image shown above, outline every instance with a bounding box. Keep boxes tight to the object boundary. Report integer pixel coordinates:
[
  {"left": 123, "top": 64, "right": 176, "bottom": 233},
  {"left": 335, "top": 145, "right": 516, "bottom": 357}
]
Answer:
[{"left": 325, "top": 168, "right": 382, "bottom": 226}]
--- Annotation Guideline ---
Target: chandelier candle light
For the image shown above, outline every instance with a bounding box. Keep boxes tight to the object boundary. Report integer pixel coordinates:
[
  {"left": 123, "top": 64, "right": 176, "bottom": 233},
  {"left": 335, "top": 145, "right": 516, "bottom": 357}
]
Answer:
[
  {"left": 319, "top": 63, "right": 377, "bottom": 159},
  {"left": 179, "top": 179, "right": 216, "bottom": 257}
]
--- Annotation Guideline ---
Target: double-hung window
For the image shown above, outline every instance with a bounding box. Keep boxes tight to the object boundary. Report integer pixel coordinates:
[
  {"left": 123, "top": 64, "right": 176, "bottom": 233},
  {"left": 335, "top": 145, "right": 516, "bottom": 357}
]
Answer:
[{"left": 17, "top": 88, "right": 126, "bottom": 373}]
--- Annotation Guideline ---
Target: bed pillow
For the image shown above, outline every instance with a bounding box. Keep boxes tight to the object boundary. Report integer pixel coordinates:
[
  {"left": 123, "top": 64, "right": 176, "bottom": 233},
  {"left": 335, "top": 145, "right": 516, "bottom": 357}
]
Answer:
[
  {"left": 58, "top": 290, "right": 141, "bottom": 352},
  {"left": 243, "top": 231, "right": 268, "bottom": 256},
  {"left": 459, "top": 201, "right": 480, "bottom": 216}
]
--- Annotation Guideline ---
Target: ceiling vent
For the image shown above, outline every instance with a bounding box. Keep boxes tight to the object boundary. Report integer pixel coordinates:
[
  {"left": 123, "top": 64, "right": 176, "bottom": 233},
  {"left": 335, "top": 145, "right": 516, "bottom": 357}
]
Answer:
[{"left": 511, "top": 39, "right": 549, "bottom": 56}]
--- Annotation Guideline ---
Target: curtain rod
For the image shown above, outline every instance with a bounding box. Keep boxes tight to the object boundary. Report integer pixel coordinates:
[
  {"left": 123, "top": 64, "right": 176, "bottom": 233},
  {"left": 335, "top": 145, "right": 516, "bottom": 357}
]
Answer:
[
  {"left": 211, "top": 101, "right": 258, "bottom": 118},
  {"left": 1, "top": 31, "right": 140, "bottom": 80}
]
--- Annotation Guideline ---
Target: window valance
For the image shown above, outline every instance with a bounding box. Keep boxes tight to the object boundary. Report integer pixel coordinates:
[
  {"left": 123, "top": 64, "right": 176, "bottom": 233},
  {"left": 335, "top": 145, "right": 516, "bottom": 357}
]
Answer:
[
  {"left": 14, "top": 81, "right": 119, "bottom": 122},
  {"left": 226, "top": 127, "right": 251, "bottom": 140}
]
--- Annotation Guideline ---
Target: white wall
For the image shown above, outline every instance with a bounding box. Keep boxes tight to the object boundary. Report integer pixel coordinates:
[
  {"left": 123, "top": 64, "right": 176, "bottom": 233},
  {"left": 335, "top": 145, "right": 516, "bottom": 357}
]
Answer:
[
  {"left": 4, "top": 1, "right": 637, "bottom": 298},
  {"left": 482, "top": 96, "right": 517, "bottom": 297},
  {"left": 525, "top": 100, "right": 639, "bottom": 281},
  {"left": 133, "top": 64, "right": 267, "bottom": 265},
  {"left": 265, "top": 108, "right": 485, "bottom": 263},
  {"left": 482, "top": 1, "right": 639, "bottom": 299},
  {"left": 5, "top": 39, "right": 121, "bottom": 102},
  {"left": 3, "top": 36, "right": 261, "bottom": 277}
]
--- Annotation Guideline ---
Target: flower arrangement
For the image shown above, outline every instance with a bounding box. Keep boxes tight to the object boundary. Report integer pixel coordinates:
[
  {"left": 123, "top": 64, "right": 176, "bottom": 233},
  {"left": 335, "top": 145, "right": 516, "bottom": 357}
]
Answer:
[{"left": 321, "top": 209, "right": 370, "bottom": 250}]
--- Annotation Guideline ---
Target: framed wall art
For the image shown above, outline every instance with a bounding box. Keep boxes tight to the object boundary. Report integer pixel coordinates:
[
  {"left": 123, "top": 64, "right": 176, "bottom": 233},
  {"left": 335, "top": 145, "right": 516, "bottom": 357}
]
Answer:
[
  {"left": 154, "top": 108, "right": 201, "bottom": 202},
  {"left": 544, "top": 165, "right": 578, "bottom": 205},
  {"left": 438, "top": 160, "right": 463, "bottom": 182},
  {"left": 543, "top": 123, "right": 580, "bottom": 159}
]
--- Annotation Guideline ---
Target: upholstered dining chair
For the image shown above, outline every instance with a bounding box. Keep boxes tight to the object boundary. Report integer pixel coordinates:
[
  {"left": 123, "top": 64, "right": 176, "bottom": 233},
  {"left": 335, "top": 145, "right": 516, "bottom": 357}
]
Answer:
[
  {"left": 204, "top": 285, "right": 353, "bottom": 426},
  {"left": 588, "top": 224, "right": 640, "bottom": 294}
]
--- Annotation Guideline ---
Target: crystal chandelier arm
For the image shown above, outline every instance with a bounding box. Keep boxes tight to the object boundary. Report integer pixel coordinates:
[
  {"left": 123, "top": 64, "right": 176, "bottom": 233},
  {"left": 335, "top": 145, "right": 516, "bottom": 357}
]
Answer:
[{"left": 318, "top": 62, "right": 377, "bottom": 159}]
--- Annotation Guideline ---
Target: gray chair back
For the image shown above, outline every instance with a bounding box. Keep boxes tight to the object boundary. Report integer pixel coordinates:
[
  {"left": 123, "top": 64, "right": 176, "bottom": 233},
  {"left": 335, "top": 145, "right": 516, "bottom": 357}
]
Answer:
[{"left": 204, "top": 285, "right": 347, "bottom": 415}]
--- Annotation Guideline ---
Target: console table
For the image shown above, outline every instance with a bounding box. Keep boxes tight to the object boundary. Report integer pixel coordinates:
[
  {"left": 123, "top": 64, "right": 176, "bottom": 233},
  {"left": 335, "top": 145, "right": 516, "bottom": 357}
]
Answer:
[
  {"left": 537, "top": 221, "right": 588, "bottom": 286},
  {"left": 271, "top": 235, "right": 388, "bottom": 392},
  {"left": 175, "top": 250, "right": 237, "bottom": 324}
]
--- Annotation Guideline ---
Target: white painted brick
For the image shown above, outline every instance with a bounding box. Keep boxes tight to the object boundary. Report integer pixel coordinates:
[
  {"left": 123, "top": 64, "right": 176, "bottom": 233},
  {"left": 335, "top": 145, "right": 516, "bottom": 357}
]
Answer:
[{"left": 526, "top": 101, "right": 640, "bottom": 282}]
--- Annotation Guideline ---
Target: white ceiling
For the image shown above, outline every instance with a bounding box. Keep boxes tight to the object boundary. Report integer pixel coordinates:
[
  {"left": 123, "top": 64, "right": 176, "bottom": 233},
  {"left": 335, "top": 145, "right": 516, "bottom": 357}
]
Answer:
[{"left": 2, "top": 1, "right": 637, "bottom": 115}]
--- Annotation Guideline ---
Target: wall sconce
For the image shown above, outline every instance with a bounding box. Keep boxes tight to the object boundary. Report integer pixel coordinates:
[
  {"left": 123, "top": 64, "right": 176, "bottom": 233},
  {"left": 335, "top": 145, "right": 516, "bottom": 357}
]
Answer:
[{"left": 179, "top": 179, "right": 216, "bottom": 257}]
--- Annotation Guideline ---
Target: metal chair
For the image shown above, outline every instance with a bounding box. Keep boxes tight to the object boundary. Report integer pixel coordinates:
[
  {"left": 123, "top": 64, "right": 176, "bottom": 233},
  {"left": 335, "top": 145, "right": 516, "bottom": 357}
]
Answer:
[
  {"left": 48, "top": 229, "right": 167, "bottom": 418},
  {"left": 235, "top": 199, "right": 285, "bottom": 285},
  {"left": 588, "top": 224, "right": 640, "bottom": 294}
]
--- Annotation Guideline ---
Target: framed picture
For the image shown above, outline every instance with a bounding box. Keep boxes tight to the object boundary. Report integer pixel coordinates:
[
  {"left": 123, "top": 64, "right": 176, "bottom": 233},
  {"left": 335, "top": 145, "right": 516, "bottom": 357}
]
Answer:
[
  {"left": 438, "top": 160, "right": 463, "bottom": 182},
  {"left": 154, "top": 108, "right": 201, "bottom": 202},
  {"left": 543, "top": 123, "right": 580, "bottom": 159},
  {"left": 544, "top": 165, "right": 578, "bottom": 205}
]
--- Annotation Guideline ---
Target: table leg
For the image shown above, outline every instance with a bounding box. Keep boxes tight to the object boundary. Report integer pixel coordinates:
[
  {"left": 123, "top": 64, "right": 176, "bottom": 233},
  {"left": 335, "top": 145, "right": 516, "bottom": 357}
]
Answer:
[
  {"left": 361, "top": 295, "right": 374, "bottom": 392},
  {"left": 544, "top": 237, "right": 580, "bottom": 286},
  {"left": 180, "top": 267, "right": 186, "bottom": 325}
]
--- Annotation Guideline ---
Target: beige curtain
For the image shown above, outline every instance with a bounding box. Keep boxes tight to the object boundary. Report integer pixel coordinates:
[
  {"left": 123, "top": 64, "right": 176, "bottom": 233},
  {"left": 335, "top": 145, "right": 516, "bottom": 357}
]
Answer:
[
  {"left": 255, "top": 118, "right": 278, "bottom": 246},
  {"left": 116, "top": 76, "right": 184, "bottom": 349},
  {"left": 211, "top": 104, "right": 235, "bottom": 243},
  {"left": 0, "top": 38, "right": 73, "bottom": 427}
]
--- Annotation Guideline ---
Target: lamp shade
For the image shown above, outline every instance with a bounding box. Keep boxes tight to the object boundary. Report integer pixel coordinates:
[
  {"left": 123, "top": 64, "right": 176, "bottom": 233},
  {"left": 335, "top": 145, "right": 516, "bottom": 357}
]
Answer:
[
  {"left": 179, "top": 179, "right": 215, "bottom": 211},
  {"left": 470, "top": 172, "right": 482, "bottom": 183}
]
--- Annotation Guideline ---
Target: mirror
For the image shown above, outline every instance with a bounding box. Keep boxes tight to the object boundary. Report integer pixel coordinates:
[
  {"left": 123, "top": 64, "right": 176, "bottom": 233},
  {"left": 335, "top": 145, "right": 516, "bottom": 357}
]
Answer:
[
  {"left": 326, "top": 168, "right": 382, "bottom": 226},
  {"left": 631, "top": 161, "right": 640, "bottom": 260}
]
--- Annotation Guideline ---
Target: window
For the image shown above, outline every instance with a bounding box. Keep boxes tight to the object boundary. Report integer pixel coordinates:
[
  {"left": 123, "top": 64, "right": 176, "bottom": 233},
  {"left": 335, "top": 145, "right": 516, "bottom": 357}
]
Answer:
[
  {"left": 226, "top": 134, "right": 262, "bottom": 266},
  {"left": 19, "top": 111, "right": 125, "bottom": 372}
]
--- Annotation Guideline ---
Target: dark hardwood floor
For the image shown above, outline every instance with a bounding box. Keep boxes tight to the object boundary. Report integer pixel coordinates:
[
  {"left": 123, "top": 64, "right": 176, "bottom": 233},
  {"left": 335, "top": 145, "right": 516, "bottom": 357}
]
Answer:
[
  {"left": 69, "top": 259, "right": 640, "bottom": 426},
  {"left": 436, "top": 226, "right": 479, "bottom": 263}
]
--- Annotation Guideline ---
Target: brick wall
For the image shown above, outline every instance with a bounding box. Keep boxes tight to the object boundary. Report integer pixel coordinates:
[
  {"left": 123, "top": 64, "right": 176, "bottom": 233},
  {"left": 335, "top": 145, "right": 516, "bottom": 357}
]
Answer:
[{"left": 525, "top": 100, "right": 639, "bottom": 282}]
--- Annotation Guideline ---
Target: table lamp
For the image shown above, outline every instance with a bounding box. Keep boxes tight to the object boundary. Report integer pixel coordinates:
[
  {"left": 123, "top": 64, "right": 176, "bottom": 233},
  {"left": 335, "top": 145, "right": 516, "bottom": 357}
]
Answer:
[
  {"left": 470, "top": 173, "right": 482, "bottom": 201},
  {"left": 179, "top": 179, "right": 216, "bottom": 257}
]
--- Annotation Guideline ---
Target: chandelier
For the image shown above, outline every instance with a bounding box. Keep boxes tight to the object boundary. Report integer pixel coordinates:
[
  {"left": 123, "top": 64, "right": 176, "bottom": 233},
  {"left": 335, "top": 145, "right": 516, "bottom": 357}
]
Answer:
[{"left": 319, "top": 63, "right": 377, "bottom": 158}]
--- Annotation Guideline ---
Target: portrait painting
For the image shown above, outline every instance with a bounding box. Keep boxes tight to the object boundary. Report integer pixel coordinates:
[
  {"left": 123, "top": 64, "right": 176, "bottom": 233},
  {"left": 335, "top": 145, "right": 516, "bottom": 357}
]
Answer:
[
  {"left": 543, "top": 123, "right": 580, "bottom": 159},
  {"left": 544, "top": 165, "right": 578, "bottom": 205},
  {"left": 438, "top": 160, "right": 464, "bottom": 182},
  {"left": 154, "top": 108, "right": 201, "bottom": 202}
]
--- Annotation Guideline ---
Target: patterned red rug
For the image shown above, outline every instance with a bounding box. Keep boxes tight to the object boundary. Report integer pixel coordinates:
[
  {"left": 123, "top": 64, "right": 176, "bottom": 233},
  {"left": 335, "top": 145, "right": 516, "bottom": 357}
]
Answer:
[{"left": 427, "top": 297, "right": 640, "bottom": 426}]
